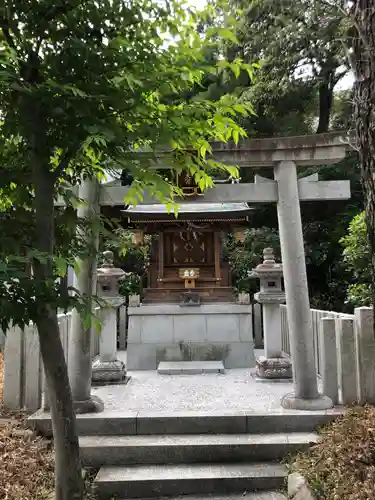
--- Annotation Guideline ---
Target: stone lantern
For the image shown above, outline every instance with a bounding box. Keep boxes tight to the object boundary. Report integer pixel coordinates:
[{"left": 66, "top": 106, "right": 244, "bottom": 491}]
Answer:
[
  {"left": 92, "top": 250, "right": 127, "bottom": 384},
  {"left": 252, "top": 248, "right": 292, "bottom": 380}
]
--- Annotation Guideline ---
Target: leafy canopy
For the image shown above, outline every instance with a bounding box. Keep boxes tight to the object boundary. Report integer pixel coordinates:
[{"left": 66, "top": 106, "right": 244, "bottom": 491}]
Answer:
[
  {"left": 0, "top": 0, "right": 256, "bottom": 329},
  {"left": 0, "top": 0, "right": 255, "bottom": 196},
  {"left": 223, "top": 0, "right": 351, "bottom": 133}
]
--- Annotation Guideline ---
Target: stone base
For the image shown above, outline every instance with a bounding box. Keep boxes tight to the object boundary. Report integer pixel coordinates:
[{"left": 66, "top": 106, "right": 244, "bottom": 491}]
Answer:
[
  {"left": 256, "top": 356, "right": 292, "bottom": 380},
  {"left": 158, "top": 361, "right": 225, "bottom": 375},
  {"left": 91, "top": 358, "right": 127, "bottom": 384},
  {"left": 281, "top": 392, "right": 333, "bottom": 411},
  {"left": 92, "top": 376, "right": 131, "bottom": 387},
  {"left": 73, "top": 395, "right": 104, "bottom": 414},
  {"left": 127, "top": 303, "right": 255, "bottom": 370},
  {"left": 253, "top": 373, "right": 293, "bottom": 384}
]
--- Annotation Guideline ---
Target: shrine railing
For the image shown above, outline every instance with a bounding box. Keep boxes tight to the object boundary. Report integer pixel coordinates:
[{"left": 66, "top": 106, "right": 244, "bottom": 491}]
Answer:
[
  {"left": 280, "top": 305, "right": 375, "bottom": 406},
  {"left": 2, "top": 305, "right": 126, "bottom": 412},
  {"left": 281, "top": 304, "right": 354, "bottom": 376},
  {"left": 5, "top": 304, "right": 375, "bottom": 411}
]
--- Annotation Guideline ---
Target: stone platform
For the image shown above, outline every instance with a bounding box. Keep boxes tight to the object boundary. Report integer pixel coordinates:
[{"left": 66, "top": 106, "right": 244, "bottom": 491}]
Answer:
[
  {"left": 158, "top": 361, "right": 225, "bottom": 375},
  {"left": 71, "top": 351, "right": 332, "bottom": 414},
  {"left": 127, "top": 303, "right": 255, "bottom": 370}
]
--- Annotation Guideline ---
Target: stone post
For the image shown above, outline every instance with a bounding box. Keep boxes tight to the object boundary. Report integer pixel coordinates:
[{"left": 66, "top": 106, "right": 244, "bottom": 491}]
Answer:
[
  {"left": 68, "top": 178, "right": 104, "bottom": 413},
  {"left": 252, "top": 248, "right": 292, "bottom": 380},
  {"left": 320, "top": 317, "right": 339, "bottom": 405},
  {"left": 355, "top": 306, "right": 375, "bottom": 404},
  {"left": 92, "top": 251, "right": 127, "bottom": 384},
  {"left": 337, "top": 317, "right": 358, "bottom": 405},
  {"left": 274, "top": 161, "right": 332, "bottom": 410}
]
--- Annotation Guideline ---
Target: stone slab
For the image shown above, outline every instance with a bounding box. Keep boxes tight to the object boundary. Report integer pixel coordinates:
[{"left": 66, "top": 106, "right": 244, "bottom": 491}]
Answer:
[
  {"left": 206, "top": 315, "right": 240, "bottom": 342},
  {"left": 94, "top": 462, "right": 287, "bottom": 499},
  {"left": 136, "top": 411, "right": 247, "bottom": 435},
  {"left": 3, "top": 326, "right": 23, "bottom": 410},
  {"left": 173, "top": 316, "right": 206, "bottom": 343},
  {"left": 157, "top": 361, "right": 225, "bottom": 375},
  {"left": 127, "top": 342, "right": 255, "bottom": 370},
  {"left": 246, "top": 411, "right": 339, "bottom": 434},
  {"left": 128, "top": 304, "right": 252, "bottom": 316},
  {"left": 29, "top": 407, "right": 343, "bottom": 438},
  {"left": 28, "top": 410, "right": 138, "bottom": 437},
  {"left": 321, "top": 317, "right": 339, "bottom": 405},
  {"left": 127, "top": 303, "right": 254, "bottom": 370},
  {"left": 79, "top": 432, "right": 317, "bottom": 467},
  {"left": 139, "top": 494, "right": 287, "bottom": 500},
  {"left": 141, "top": 315, "right": 174, "bottom": 343},
  {"left": 225, "top": 342, "right": 256, "bottom": 369}
]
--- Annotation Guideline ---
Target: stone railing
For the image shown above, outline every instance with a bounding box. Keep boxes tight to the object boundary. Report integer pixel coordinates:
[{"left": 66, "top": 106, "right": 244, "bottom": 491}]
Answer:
[
  {"left": 2, "top": 306, "right": 126, "bottom": 412},
  {"left": 281, "top": 305, "right": 375, "bottom": 405},
  {"left": 281, "top": 305, "right": 353, "bottom": 376}
]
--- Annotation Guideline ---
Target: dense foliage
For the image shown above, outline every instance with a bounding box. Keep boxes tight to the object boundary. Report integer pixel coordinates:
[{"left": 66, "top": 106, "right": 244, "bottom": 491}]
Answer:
[
  {"left": 224, "top": 228, "right": 280, "bottom": 295},
  {"left": 104, "top": 228, "right": 151, "bottom": 297},
  {"left": 341, "top": 211, "right": 372, "bottom": 307}
]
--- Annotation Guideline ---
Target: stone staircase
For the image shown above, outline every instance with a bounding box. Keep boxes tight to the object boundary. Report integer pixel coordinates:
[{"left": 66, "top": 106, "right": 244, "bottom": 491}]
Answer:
[{"left": 30, "top": 410, "right": 340, "bottom": 500}]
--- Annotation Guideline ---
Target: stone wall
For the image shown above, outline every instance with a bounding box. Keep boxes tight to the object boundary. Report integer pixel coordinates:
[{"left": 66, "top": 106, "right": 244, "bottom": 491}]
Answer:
[{"left": 127, "top": 303, "right": 255, "bottom": 370}]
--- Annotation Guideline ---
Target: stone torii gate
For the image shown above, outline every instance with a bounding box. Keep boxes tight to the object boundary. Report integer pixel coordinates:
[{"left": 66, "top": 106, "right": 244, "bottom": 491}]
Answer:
[{"left": 63, "top": 132, "right": 351, "bottom": 412}]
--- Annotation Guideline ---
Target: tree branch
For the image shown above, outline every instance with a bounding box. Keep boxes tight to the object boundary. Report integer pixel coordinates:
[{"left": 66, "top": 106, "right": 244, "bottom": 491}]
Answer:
[
  {"left": 0, "top": 22, "right": 17, "bottom": 52},
  {"left": 53, "top": 144, "right": 81, "bottom": 180},
  {"left": 38, "top": 0, "right": 87, "bottom": 26}
]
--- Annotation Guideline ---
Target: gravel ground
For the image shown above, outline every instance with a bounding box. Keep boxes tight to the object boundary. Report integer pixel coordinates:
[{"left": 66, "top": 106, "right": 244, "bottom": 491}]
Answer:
[
  {"left": 91, "top": 364, "right": 307, "bottom": 413},
  {"left": 91, "top": 350, "right": 327, "bottom": 414}
]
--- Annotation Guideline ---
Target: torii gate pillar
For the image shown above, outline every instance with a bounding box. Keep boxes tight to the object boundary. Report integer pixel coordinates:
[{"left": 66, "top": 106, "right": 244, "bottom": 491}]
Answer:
[
  {"left": 68, "top": 178, "right": 104, "bottom": 413},
  {"left": 275, "top": 161, "right": 332, "bottom": 410}
]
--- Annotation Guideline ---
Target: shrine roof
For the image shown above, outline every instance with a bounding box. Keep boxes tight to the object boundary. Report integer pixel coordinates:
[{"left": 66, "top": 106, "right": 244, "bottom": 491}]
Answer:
[{"left": 125, "top": 202, "right": 250, "bottom": 215}]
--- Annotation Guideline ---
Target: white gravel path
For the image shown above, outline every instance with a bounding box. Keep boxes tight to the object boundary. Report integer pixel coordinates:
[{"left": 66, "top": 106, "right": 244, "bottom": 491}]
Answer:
[{"left": 91, "top": 351, "right": 325, "bottom": 413}]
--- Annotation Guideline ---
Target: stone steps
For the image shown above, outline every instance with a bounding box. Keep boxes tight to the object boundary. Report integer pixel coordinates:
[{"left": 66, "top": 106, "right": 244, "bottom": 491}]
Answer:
[
  {"left": 28, "top": 410, "right": 337, "bottom": 499},
  {"left": 29, "top": 409, "right": 341, "bottom": 436},
  {"left": 93, "top": 462, "right": 287, "bottom": 499},
  {"left": 80, "top": 432, "right": 318, "bottom": 467}
]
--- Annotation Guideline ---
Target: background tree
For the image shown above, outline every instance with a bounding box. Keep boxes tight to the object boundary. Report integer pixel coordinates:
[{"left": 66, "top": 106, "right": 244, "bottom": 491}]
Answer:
[
  {"left": 228, "top": 0, "right": 350, "bottom": 133},
  {"left": 224, "top": 227, "right": 280, "bottom": 295},
  {"left": 352, "top": 0, "right": 375, "bottom": 322},
  {"left": 218, "top": 1, "right": 362, "bottom": 310},
  {"left": 0, "top": 1, "right": 254, "bottom": 499},
  {"left": 340, "top": 211, "right": 372, "bottom": 307}
]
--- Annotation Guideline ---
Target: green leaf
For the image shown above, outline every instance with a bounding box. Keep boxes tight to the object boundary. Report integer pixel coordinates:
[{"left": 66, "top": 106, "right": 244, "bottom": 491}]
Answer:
[
  {"left": 83, "top": 314, "right": 92, "bottom": 331},
  {"left": 55, "top": 257, "right": 67, "bottom": 278},
  {"left": 74, "top": 260, "right": 81, "bottom": 276},
  {"left": 92, "top": 316, "right": 102, "bottom": 334}
]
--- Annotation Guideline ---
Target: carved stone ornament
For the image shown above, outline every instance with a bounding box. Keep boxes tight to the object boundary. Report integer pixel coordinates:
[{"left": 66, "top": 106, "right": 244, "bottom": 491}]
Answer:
[
  {"left": 92, "top": 358, "right": 127, "bottom": 383},
  {"left": 256, "top": 356, "right": 292, "bottom": 379}
]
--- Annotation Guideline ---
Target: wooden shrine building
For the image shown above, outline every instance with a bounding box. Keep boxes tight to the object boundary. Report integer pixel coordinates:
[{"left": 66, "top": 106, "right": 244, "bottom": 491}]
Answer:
[
  {"left": 120, "top": 172, "right": 256, "bottom": 370},
  {"left": 124, "top": 202, "right": 251, "bottom": 305}
]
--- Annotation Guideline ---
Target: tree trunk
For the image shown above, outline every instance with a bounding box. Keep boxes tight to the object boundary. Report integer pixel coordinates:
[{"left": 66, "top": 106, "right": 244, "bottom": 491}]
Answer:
[
  {"left": 33, "top": 164, "right": 83, "bottom": 500},
  {"left": 353, "top": 0, "right": 375, "bottom": 327},
  {"left": 316, "top": 76, "right": 334, "bottom": 134}
]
